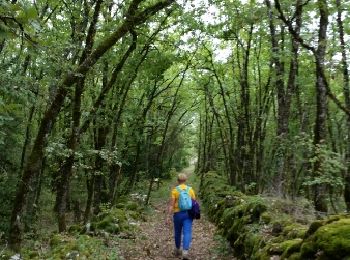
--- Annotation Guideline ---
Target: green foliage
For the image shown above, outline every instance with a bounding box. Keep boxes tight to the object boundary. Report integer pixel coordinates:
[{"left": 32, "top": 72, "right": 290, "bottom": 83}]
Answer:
[
  {"left": 0, "top": 2, "right": 38, "bottom": 40},
  {"left": 303, "top": 143, "right": 346, "bottom": 189},
  {"left": 1, "top": 0, "right": 350, "bottom": 255}
]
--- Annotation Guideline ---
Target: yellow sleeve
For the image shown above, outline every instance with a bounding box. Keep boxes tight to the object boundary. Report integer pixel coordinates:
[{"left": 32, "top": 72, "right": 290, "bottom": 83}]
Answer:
[
  {"left": 171, "top": 188, "right": 177, "bottom": 200},
  {"left": 190, "top": 187, "right": 196, "bottom": 200}
]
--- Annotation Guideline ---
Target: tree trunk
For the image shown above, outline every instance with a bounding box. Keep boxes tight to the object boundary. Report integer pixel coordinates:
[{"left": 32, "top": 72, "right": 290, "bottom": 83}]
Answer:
[
  {"left": 83, "top": 174, "right": 94, "bottom": 224},
  {"left": 266, "top": 0, "right": 301, "bottom": 196},
  {"left": 336, "top": 0, "right": 350, "bottom": 212},
  {"left": 19, "top": 105, "right": 36, "bottom": 175},
  {"left": 93, "top": 121, "right": 109, "bottom": 214},
  {"left": 313, "top": 0, "right": 329, "bottom": 214}
]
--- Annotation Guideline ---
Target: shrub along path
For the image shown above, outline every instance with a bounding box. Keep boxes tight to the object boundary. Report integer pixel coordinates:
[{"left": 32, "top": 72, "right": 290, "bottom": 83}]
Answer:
[{"left": 115, "top": 167, "right": 233, "bottom": 260}]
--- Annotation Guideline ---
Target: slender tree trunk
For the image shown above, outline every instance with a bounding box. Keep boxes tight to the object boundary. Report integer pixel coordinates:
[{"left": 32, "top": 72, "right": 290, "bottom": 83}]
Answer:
[
  {"left": 55, "top": 77, "right": 85, "bottom": 232},
  {"left": 83, "top": 174, "right": 94, "bottom": 224},
  {"left": 196, "top": 113, "right": 203, "bottom": 174},
  {"left": 19, "top": 105, "right": 36, "bottom": 175},
  {"left": 93, "top": 121, "right": 109, "bottom": 214},
  {"left": 24, "top": 157, "right": 45, "bottom": 231},
  {"left": 0, "top": 39, "right": 5, "bottom": 54},
  {"left": 313, "top": 0, "right": 329, "bottom": 214},
  {"left": 235, "top": 25, "right": 253, "bottom": 189},
  {"left": 336, "top": 0, "right": 350, "bottom": 212},
  {"left": 266, "top": 0, "right": 301, "bottom": 196}
]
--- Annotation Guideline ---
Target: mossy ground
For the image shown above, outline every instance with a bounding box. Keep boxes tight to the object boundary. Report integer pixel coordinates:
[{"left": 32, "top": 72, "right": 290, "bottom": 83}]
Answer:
[{"left": 1, "top": 189, "right": 145, "bottom": 259}]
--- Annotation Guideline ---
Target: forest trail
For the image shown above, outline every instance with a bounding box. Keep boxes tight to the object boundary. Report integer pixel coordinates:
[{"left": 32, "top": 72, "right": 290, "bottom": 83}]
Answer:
[{"left": 115, "top": 167, "right": 233, "bottom": 260}]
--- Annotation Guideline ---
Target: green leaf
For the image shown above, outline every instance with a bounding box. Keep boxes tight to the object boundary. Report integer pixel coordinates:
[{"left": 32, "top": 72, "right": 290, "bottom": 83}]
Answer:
[{"left": 26, "top": 6, "right": 38, "bottom": 20}]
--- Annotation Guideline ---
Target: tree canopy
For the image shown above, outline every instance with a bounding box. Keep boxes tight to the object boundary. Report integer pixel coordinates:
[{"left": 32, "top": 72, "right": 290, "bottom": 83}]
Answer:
[{"left": 1, "top": 0, "right": 350, "bottom": 254}]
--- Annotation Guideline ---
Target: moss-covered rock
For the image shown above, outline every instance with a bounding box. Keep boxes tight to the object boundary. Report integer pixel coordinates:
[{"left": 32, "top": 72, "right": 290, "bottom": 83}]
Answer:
[
  {"left": 283, "top": 223, "right": 307, "bottom": 239},
  {"left": 301, "top": 218, "right": 350, "bottom": 259},
  {"left": 280, "top": 239, "right": 303, "bottom": 258}
]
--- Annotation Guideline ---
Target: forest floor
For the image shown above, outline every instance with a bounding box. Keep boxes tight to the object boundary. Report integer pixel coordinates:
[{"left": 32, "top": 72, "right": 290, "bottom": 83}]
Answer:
[{"left": 114, "top": 167, "right": 234, "bottom": 260}]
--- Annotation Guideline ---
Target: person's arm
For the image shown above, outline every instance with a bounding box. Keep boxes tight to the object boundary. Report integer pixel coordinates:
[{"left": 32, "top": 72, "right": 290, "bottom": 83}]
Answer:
[{"left": 168, "top": 197, "right": 175, "bottom": 215}]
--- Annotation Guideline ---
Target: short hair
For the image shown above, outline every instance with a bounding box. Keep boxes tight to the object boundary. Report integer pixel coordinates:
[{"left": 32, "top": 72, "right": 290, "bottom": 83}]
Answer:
[{"left": 177, "top": 173, "right": 187, "bottom": 182}]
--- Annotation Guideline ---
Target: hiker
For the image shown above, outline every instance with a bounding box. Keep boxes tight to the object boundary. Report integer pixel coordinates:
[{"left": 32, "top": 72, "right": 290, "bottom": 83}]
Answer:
[{"left": 166, "top": 173, "right": 196, "bottom": 260}]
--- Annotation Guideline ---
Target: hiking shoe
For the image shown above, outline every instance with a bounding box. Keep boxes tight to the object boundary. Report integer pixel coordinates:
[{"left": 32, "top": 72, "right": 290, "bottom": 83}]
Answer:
[
  {"left": 173, "top": 248, "right": 182, "bottom": 258},
  {"left": 182, "top": 250, "right": 189, "bottom": 260}
]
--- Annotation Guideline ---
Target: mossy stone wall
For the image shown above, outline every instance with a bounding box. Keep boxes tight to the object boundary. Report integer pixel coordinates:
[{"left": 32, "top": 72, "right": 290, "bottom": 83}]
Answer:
[{"left": 201, "top": 171, "right": 350, "bottom": 260}]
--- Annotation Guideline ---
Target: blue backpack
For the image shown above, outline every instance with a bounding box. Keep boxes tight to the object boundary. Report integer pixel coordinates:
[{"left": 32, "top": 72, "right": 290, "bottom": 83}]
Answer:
[{"left": 176, "top": 186, "right": 192, "bottom": 211}]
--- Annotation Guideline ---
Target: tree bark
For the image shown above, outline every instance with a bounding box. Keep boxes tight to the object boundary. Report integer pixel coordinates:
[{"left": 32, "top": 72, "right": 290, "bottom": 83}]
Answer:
[
  {"left": 312, "top": 0, "right": 329, "bottom": 214},
  {"left": 336, "top": 0, "right": 350, "bottom": 212}
]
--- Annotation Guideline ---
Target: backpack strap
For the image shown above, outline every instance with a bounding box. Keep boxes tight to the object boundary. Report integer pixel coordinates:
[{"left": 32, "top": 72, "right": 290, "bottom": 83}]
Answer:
[{"left": 176, "top": 185, "right": 190, "bottom": 193}]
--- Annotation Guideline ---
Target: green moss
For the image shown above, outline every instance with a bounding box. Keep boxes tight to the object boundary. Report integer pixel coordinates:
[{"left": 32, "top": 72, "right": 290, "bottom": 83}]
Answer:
[
  {"left": 243, "top": 231, "right": 264, "bottom": 257},
  {"left": 305, "top": 220, "right": 324, "bottom": 237},
  {"left": 300, "top": 240, "right": 315, "bottom": 258},
  {"left": 246, "top": 197, "right": 267, "bottom": 222},
  {"left": 97, "top": 215, "right": 114, "bottom": 229},
  {"left": 260, "top": 212, "right": 272, "bottom": 224},
  {"left": 300, "top": 217, "right": 350, "bottom": 259},
  {"left": 50, "top": 234, "right": 63, "bottom": 247},
  {"left": 68, "top": 224, "right": 83, "bottom": 234},
  {"left": 283, "top": 223, "right": 307, "bottom": 239},
  {"left": 125, "top": 201, "right": 138, "bottom": 211},
  {"left": 128, "top": 210, "right": 141, "bottom": 220},
  {"left": 267, "top": 239, "right": 301, "bottom": 256},
  {"left": 288, "top": 252, "right": 302, "bottom": 260},
  {"left": 252, "top": 248, "right": 270, "bottom": 260},
  {"left": 280, "top": 239, "right": 302, "bottom": 258},
  {"left": 313, "top": 218, "right": 350, "bottom": 258},
  {"left": 104, "top": 223, "right": 120, "bottom": 234}
]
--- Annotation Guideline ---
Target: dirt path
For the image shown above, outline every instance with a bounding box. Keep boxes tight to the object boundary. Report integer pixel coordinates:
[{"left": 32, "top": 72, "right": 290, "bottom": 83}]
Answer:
[
  {"left": 116, "top": 203, "right": 232, "bottom": 260},
  {"left": 115, "top": 168, "right": 233, "bottom": 260}
]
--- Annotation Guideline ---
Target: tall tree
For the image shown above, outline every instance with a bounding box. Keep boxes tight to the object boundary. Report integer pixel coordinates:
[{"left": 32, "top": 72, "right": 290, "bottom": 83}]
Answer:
[{"left": 336, "top": 0, "right": 350, "bottom": 211}]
